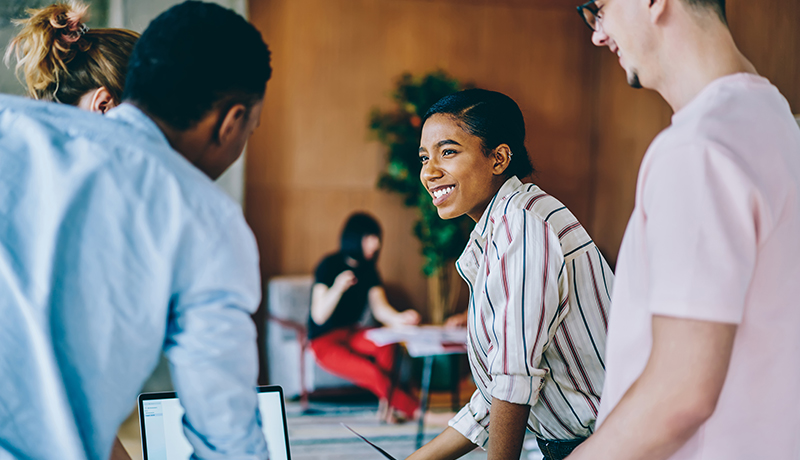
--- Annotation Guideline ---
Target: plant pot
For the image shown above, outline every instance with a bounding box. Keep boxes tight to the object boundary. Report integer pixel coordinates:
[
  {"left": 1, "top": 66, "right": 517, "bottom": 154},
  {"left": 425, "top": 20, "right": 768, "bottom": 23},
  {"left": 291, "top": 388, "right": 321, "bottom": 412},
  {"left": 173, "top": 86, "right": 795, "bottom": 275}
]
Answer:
[{"left": 426, "top": 263, "right": 461, "bottom": 325}]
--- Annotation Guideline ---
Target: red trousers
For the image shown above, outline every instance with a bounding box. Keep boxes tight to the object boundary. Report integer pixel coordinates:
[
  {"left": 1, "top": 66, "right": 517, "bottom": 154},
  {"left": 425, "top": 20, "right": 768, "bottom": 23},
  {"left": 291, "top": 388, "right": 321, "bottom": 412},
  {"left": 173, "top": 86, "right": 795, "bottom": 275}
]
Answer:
[{"left": 310, "top": 327, "right": 419, "bottom": 417}]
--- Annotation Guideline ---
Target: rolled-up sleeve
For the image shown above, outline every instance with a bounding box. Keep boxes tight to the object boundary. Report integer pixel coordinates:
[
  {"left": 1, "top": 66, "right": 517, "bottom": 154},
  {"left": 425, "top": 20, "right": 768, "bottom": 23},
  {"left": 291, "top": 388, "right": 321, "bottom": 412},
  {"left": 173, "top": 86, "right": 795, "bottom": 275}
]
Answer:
[
  {"left": 483, "top": 210, "right": 565, "bottom": 406},
  {"left": 449, "top": 389, "right": 492, "bottom": 447},
  {"left": 164, "top": 205, "right": 268, "bottom": 460}
]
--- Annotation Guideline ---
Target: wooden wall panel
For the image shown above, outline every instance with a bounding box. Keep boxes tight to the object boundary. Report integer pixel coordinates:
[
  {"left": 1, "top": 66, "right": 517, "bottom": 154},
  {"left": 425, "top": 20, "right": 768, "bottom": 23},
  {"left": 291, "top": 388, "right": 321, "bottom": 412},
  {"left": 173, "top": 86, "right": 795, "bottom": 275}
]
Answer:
[
  {"left": 588, "top": 0, "right": 800, "bottom": 265},
  {"left": 247, "top": 0, "right": 597, "bottom": 315},
  {"left": 247, "top": 0, "right": 800, "bottom": 310},
  {"left": 728, "top": 0, "right": 800, "bottom": 112},
  {"left": 588, "top": 53, "right": 672, "bottom": 264}
]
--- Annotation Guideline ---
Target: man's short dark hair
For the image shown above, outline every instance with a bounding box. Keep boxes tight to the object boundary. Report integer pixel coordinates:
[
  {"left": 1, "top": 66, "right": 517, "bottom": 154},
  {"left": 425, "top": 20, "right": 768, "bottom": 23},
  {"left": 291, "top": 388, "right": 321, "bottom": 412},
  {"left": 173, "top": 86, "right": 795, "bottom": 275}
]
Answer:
[
  {"left": 122, "top": 1, "right": 272, "bottom": 130},
  {"left": 683, "top": 0, "right": 726, "bottom": 24}
]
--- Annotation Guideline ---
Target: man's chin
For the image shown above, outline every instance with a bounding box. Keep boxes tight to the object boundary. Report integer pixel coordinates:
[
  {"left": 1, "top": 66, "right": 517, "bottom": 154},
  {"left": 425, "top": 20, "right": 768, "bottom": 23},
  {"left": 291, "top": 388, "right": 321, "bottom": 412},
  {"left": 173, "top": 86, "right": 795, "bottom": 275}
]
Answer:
[{"left": 627, "top": 70, "right": 643, "bottom": 89}]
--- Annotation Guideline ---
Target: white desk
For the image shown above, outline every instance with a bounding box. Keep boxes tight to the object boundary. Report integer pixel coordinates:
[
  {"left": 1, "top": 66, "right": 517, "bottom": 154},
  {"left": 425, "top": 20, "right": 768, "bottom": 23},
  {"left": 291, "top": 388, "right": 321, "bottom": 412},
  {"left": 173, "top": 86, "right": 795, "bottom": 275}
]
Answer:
[{"left": 367, "top": 326, "right": 468, "bottom": 449}]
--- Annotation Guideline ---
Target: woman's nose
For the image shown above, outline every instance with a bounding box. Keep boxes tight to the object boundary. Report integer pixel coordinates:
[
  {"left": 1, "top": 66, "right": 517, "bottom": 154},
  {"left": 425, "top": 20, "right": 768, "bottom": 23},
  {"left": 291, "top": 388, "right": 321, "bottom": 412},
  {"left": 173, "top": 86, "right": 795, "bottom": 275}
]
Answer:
[{"left": 420, "top": 159, "right": 443, "bottom": 183}]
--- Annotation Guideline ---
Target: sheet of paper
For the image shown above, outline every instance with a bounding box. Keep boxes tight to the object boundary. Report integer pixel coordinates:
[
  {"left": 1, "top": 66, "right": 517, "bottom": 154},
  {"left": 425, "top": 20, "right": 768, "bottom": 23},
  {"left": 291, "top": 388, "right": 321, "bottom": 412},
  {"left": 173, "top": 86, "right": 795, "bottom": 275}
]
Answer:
[
  {"left": 365, "top": 326, "right": 467, "bottom": 357},
  {"left": 404, "top": 341, "right": 466, "bottom": 357}
]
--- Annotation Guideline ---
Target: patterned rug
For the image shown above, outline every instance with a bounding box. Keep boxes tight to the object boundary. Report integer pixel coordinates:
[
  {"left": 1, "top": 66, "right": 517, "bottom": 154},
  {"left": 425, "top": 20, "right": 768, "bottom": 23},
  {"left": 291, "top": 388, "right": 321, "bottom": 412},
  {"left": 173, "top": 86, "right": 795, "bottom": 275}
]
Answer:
[
  {"left": 283, "top": 398, "right": 544, "bottom": 460},
  {"left": 118, "top": 396, "right": 545, "bottom": 460}
]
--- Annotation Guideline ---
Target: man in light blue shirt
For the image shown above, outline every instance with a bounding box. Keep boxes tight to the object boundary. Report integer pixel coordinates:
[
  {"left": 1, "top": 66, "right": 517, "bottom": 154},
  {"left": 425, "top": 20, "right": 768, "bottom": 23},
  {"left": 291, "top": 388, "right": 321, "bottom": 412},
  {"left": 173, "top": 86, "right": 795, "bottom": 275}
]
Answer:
[{"left": 0, "top": 2, "right": 272, "bottom": 459}]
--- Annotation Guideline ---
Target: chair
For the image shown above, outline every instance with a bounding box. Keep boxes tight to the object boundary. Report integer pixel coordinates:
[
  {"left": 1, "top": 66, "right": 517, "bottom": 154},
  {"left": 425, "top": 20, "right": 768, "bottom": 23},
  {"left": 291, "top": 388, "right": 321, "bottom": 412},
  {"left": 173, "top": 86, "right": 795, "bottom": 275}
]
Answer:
[{"left": 265, "top": 275, "right": 356, "bottom": 403}]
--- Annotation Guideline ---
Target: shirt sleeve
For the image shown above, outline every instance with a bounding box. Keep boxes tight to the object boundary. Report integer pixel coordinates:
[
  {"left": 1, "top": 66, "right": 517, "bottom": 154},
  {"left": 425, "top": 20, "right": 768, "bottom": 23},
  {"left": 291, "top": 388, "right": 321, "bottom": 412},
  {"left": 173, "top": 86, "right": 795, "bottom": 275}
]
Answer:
[
  {"left": 483, "top": 210, "right": 565, "bottom": 407},
  {"left": 314, "top": 255, "right": 337, "bottom": 287},
  {"left": 164, "top": 205, "right": 268, "bottom": 460},
  {"left": 643, "top": 142, "right": 761, "bottom": 323},
  {"left": 448, "top": 389, "right": 492, "bottom": 448},
  {"left": 362, "top": 264, "right": 382, "bottom": 289}
]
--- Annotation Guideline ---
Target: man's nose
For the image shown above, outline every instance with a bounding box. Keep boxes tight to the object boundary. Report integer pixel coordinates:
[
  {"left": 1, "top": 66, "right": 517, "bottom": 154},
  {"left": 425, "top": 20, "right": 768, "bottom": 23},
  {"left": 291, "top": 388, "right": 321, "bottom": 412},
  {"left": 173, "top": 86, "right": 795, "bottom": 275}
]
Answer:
[{"left": 591, "top": 21, "right": 609, "bottom": 47}]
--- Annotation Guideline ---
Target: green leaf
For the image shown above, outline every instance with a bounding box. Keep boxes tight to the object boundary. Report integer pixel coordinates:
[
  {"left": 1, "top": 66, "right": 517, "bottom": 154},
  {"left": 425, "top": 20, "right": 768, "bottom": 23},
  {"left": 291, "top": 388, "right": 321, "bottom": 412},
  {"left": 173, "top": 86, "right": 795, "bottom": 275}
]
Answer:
[{"left": 370, "top": 70, "right": 472, "bottom": 276}]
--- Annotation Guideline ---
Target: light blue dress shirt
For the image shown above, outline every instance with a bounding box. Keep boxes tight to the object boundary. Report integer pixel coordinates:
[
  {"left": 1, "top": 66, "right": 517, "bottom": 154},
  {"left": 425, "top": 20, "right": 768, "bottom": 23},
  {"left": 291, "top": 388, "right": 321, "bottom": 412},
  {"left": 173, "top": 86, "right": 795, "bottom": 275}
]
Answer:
[{"left": 0, "top": 95, "right": 268, "bottom": 460}]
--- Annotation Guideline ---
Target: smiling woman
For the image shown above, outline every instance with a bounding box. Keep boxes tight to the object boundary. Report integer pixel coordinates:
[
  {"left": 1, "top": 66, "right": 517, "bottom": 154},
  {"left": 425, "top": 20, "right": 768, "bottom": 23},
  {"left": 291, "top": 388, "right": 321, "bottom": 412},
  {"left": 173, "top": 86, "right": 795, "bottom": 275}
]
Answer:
[
  {"left": 419, "top": 115, "right": 502, "bottom": 221},
  {"left": 419, "top": 89, "right": 535, "bottom": 221},
  {"left": 410, "top": 89, "right": 614, "bottom": 460}
]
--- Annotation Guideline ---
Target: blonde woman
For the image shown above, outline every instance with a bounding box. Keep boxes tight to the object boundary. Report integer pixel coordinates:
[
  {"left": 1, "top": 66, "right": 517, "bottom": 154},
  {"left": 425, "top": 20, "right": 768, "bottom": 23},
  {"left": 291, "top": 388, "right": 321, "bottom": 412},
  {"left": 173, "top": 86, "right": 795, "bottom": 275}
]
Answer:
[
  {"left": 5, "top": 1, "right": 138, "bottom": 114},
  {"left": 6, "top": 3, "right": 139, "bottom": 459}
]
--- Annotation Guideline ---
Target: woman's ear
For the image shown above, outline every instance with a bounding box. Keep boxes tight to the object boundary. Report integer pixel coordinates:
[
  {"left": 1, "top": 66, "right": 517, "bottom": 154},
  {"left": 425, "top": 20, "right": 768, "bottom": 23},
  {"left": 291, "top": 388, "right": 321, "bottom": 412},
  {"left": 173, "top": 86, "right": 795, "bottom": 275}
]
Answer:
[
  {"left": 492, "top": 144, "right": 513, "bottom": 176},
  {"left": 85, "top": 87, "right": 116, "bottom": 114}
]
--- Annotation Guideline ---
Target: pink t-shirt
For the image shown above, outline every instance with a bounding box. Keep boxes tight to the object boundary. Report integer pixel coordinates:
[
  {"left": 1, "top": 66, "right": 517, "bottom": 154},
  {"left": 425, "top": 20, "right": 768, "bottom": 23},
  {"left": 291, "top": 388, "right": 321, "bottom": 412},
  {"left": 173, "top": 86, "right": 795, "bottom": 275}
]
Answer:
[{"left": 598, "top": 74, "right": 800, "bottom": 459}]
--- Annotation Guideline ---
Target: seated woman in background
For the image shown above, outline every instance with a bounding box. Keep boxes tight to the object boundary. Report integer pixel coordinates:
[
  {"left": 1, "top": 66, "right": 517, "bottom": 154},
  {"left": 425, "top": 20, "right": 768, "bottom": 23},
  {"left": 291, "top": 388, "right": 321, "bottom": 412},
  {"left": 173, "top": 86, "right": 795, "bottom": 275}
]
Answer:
[
  {"left": 5, "top": 1, "right": 138, "bottom": 113},
  {"left": 409, "top": 89, "right": 614, "bottom": 460},
  {"left": 309, "top": 212, "right": 421, "bottom": 422},
  {"left": 6, "top": 3, "right": 138, "bottom": 459}
]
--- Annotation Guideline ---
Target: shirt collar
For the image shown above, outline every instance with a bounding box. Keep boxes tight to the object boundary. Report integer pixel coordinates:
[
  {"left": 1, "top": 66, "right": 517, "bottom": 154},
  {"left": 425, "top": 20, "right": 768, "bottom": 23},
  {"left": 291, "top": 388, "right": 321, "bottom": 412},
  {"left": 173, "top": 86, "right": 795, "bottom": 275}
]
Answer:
[
  {"left": 671, "top": 73, "right": 770, "bottom": 125},
  {"left": 106, "top": 103, "right": 171, "bottom": 149},
  {"left": 472, "top": 175, "right": 523, "bottom": 239}
]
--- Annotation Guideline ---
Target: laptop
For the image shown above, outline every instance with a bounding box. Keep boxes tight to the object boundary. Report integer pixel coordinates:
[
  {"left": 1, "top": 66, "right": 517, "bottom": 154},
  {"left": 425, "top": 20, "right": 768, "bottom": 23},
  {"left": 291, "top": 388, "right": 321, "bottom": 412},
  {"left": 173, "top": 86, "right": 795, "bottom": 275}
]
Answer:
[{"left": 138, "top": 385, "right": 291, "bottom": 460}]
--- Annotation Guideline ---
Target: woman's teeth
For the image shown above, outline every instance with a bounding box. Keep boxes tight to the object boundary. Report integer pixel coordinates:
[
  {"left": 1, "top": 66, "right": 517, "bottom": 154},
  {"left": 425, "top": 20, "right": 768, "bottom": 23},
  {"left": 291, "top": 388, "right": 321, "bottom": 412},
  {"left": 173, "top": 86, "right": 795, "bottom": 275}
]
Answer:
[{"left": 433, "top": 186, "right": 454, "bottom": 199}]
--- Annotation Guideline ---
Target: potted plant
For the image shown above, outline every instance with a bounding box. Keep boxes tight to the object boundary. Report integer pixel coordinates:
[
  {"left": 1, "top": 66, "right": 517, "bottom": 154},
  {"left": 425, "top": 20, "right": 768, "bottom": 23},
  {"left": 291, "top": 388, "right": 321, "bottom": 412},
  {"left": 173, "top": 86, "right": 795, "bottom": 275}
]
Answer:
[{"left": 369, "top": 71, "right": 473, "bottom": 324}]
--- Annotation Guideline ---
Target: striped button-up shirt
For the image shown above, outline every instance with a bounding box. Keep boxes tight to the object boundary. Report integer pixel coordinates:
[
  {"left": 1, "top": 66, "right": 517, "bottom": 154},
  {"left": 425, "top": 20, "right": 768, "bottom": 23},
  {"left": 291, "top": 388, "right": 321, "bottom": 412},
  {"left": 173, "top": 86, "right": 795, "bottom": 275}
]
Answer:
[{"left": 449, "top": 176, "right": 613, "bottom": 446}]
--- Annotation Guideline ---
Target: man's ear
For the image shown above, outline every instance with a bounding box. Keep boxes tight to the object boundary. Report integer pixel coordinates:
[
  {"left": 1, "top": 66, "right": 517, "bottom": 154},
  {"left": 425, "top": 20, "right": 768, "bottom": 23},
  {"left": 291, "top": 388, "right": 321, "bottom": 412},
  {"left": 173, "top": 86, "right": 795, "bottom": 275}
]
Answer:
[
  {"left": 492, "top": 144, "right": 512, "bottom": 176},
  {"left": 88, "top": 87, "right": 115, "bottom": 114},
  {"left": 649, "top": 0, "right": 668, "bottom": 24},
  {"left": 216, "top": 103, "right": 248, "bottom": 145}
]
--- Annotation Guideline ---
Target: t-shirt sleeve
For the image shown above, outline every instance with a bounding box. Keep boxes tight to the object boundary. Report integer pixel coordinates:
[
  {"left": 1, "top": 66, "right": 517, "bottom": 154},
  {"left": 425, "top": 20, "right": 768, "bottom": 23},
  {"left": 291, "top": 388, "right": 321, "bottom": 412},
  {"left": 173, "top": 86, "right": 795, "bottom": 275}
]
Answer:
[
  {"left": 314, "top": 255, "right": 339, "bottom": 287},
  {"left": 362, "top": 265, "right": 382, "bottom": 289},
  {"left": 643, "top": 142, "right": 760, "bottom": 324}
]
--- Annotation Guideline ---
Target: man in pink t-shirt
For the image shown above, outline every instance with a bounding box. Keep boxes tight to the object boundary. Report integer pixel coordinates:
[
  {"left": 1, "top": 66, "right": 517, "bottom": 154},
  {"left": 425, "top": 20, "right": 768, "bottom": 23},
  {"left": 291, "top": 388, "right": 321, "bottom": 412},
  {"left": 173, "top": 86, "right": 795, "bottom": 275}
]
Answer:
[{"left": 567, "top": 1, "right": 800, "bottom": 460}]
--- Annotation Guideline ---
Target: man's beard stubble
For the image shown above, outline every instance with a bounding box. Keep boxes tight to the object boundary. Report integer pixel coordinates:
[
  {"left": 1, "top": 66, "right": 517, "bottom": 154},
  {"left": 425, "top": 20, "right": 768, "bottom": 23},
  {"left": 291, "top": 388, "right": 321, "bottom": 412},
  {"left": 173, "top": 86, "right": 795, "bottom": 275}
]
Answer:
[{"left": 628, "top": 69, "right": 643, "bottom": 89}]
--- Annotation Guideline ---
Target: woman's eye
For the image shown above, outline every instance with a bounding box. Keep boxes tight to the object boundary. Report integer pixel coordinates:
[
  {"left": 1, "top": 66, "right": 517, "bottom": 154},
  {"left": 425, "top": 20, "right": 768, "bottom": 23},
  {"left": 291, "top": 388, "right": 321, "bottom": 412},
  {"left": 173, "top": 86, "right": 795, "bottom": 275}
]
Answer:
[
  {"left": 419, "top": 155, "right": 429, "bottom": 163},
  {"left": 442, "top": 149, "right": 457, "bottom": 156}
]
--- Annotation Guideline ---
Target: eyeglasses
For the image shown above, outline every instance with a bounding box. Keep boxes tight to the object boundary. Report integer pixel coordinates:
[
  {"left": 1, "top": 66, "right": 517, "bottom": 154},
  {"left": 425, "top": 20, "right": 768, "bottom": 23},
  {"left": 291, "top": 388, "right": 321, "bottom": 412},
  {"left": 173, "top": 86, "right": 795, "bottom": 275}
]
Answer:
[{"left": 577, "top": 0, "right": 601, "bottom": 31}]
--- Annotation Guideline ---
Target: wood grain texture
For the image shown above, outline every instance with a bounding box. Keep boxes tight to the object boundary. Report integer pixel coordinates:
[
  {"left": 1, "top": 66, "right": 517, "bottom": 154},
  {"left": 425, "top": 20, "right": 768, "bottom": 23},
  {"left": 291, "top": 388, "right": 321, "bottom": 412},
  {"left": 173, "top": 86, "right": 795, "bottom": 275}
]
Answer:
[
  {"left": 247, "top": 0, "right": 800, "bottom": 308},
  {"left": 586, "top": 0, "right": 800, "bottom": 265},
  {"left": 247, "top": 0, "right": 597, "bottom": 315},
  {"left": 728, "top": 0, "right": 800, "bottom": 113}
]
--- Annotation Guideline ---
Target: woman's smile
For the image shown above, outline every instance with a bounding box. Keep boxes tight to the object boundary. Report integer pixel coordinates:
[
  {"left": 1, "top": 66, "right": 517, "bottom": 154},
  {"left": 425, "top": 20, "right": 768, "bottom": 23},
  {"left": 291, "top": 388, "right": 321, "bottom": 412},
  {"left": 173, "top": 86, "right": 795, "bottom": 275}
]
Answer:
[
  {"left": 430, "top": 184, "right": 456, "bottom": 205},
  {"left": 419, "top": 114, "right": 507, "bottom": 221}
]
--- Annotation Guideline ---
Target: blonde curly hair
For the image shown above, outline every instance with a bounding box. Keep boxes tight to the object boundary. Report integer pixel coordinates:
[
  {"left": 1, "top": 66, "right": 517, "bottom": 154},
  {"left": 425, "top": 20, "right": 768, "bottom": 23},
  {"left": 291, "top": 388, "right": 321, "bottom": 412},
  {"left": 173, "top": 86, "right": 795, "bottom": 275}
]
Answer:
[{"left": 4, "top": 1, "right": 139, "bottom": 105}]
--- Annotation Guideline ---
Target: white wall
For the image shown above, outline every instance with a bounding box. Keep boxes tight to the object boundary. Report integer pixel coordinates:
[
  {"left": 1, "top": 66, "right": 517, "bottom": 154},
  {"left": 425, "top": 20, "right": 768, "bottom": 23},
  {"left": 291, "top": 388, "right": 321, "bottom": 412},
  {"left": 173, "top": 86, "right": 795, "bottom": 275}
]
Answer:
[
  {"left": 1, "top": 0, "right": 250, "bottom": 206},
  {"left": 0, "top": 0, "right": 66, "bottom": 96},
  {"left": 112, "top": 0, "right": 250, "bottom": 206}
]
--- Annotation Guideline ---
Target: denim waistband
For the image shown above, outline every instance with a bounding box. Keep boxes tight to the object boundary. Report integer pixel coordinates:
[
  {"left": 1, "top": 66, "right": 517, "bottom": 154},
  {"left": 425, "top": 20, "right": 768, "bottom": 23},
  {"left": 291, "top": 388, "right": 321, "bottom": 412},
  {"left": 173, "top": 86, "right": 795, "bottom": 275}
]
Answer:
[{"left": 536, "top": 436, "right": 587, "bottom": 460}]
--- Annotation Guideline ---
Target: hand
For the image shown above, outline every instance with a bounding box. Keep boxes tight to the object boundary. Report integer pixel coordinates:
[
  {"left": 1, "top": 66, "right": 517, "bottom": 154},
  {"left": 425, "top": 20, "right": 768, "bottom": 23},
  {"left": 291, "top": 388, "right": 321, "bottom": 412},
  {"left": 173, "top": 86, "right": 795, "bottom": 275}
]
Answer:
[
  {"left": 394, "top": 309, "right": 421, "bottom": 326},
  {"left": 444, "top": 311, "right": 468, "bottom": 329},
  {"left": 332, "top": 270, "right": 357, "bottom": 291}
]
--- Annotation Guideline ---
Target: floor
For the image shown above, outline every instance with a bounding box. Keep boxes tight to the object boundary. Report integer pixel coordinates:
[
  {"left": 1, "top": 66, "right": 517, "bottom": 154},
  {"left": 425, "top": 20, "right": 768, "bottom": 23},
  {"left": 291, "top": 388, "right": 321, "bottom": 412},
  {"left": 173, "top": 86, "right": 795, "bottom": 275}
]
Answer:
[{"left": 117, "top": 380, "right": 545, "bottom": 460}]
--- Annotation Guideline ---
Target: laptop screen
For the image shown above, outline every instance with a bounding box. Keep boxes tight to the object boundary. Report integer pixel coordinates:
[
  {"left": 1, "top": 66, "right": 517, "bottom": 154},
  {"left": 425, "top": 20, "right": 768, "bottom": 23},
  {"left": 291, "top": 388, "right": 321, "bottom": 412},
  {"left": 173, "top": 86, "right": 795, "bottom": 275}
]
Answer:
[{"left": 138, "top": 386, "right": 291, "bottom": 460}]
